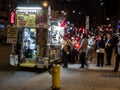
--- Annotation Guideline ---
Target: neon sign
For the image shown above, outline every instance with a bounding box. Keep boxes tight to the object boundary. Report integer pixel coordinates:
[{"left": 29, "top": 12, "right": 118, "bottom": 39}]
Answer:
[{"left": 10, "top": 11, "right": 15, "bottom": 24}]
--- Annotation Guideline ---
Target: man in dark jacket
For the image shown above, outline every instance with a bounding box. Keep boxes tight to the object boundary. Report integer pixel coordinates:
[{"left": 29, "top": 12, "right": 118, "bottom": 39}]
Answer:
[
  {"left": 113, "top": 32, "right": 120, "bottom": 72},
  {"left": 105, "top": 33, "right": 113, "bottom": 65}
]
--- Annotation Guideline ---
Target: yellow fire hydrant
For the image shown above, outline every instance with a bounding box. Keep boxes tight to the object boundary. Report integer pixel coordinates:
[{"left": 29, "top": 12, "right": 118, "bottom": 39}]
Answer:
[{"left": 49, "top": 64, "right": 61, "bottom": 90}]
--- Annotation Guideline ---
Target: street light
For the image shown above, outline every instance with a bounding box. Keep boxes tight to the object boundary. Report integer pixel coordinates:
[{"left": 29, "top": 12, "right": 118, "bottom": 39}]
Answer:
[
  {"left": 42, "top": 1, "right": 48, "bottom": 8},
  {"left": 106, "top": 18, "right": 110, "bottom": 21}
]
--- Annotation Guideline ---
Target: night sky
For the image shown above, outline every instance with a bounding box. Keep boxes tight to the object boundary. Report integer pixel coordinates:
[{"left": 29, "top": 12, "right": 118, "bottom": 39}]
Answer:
[
  {"left": 104, "top": 0, "right": 117, "bottom": 16},
  {"left": 14, "top": 0, "right": 118, "bottom": 27},
  {"left": 49, "top": 0, "right": 118, "bottom": 27}
]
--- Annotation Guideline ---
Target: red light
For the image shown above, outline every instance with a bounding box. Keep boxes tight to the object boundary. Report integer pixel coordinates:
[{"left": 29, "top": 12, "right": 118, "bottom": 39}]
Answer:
[
  {"left": 75, "top": 43, "right": 80, "bottom": 49},
  {"left": 10, "top": 11, "right": 15, "bottom": 24},
  {"left": 105, "top": 27, "right": 110, "bottom": 31},
  {"left": 75, "top": 36, "right": 79, "bottom": 41},
  {"left": 79, "top": 28, "right": 82, "bottom": 30},
  {"left": 78, "top": 27, "right": 83, "bottom": 33}
]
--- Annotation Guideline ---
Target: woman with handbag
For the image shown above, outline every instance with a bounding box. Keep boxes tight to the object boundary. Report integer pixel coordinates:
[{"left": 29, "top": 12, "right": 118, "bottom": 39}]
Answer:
[
  {"left": 95, "top": 35, "right": 105, "bottom": 67},
  {"left": 61, "top": 36, "right": 71, "bottom": 68}
]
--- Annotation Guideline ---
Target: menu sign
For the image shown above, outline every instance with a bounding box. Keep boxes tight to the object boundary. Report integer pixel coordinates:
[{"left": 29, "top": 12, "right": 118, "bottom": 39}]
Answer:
[
  {"left": 17, "top": 14, "right": 36, "bottom": 27},
  {"left": 7, "top": 27, "right": 18, "bottom": 43}
]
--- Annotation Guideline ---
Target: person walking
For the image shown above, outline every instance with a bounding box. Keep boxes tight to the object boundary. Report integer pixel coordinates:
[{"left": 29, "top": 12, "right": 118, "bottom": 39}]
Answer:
[
  {"left": 86, "top": 34, "right": 94, "bottom": 63},
  {"left": 79, "top": 34, "right": 88, "bottom": 68},
  {"left": 113, "top": 32, "right": 120, "bottom": 72},
  {"left": 61, "top": 36, "right": 71, "bottom": 68},
  {"left": 105, "top": 33, "right": 113, "bottom": 65},
  {"left": 95, "top": 35, "right": 105, "bottom": 67}
]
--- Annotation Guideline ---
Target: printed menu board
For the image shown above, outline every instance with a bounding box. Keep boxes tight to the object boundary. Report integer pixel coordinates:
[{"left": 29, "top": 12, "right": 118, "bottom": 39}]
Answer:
[
  {"left": 17, "top": 14, "right": 36, "bottom": 27},
  {"left": 7, "top": 27, "right": 18, "bottom": 43}
]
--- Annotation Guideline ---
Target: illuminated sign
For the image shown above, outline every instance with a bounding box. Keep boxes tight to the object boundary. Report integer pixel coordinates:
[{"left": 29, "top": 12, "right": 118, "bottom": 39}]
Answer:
[
  {"left": 118, "top": 20, "right": 120, "bottom": 29},
  {"left": 7, "top": 27, "right": 18, "bottom": 43},
  {"left": 0, "top": 24, "right": 4, "bottom": 29},
  {"left": 10, "top": 11, "right": 15, "bottom": 24}
]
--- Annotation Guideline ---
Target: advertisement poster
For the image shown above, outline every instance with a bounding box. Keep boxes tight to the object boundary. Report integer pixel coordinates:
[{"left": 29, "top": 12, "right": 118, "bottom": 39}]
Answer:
[
  {"left": 36, "top": 13, "right": 47, "bottom": 28},
  {"left": 48, "top": 20, "right": 65, "bottom": 45},
  {"left": 17, "top": 14, "right": 36, "bottom": 27},
  {"left": 7, "top": 27, "right": 18, "bottom": 43},
  {"left": 36, "top": 28, "right": 48, "bottom": 46}
]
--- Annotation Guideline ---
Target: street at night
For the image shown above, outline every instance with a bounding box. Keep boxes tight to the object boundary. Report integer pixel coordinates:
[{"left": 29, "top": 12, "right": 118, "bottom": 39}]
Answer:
[{"left": 0, "top": 0, "right": 120, "bottom": 90}]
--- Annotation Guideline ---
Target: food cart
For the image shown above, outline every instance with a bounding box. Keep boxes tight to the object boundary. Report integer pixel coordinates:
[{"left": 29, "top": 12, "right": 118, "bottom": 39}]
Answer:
[{"left": 8, "top": 6, "right": 65, "bottom": 68}]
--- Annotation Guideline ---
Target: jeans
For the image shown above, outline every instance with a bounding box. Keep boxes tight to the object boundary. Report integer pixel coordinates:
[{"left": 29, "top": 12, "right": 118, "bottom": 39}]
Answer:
[{"left": 86, "top": 47, "right": 92, "bottom": 62}]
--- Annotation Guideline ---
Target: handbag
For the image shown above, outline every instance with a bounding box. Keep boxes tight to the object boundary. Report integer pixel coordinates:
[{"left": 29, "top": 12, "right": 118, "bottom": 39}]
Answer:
[{"left": 96, "top": 48, "right": 105, "bottom": 53}]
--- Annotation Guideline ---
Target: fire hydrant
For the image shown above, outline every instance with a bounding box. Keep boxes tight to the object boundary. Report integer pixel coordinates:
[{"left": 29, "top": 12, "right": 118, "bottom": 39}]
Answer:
[{"left": 49, "top": 64, "right": 61, "bottom": 90}]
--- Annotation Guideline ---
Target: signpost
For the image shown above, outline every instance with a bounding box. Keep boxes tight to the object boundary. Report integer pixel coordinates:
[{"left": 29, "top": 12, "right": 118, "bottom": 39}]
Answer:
[{"left": 85, "top": 16, "right": 89, "bottom": 30}]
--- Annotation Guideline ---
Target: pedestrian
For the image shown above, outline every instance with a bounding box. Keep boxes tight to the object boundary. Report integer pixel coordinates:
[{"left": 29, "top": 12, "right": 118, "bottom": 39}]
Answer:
[
  {"left": 61, "top": 36, "right": 71, "bottom": 68},
  {"left": 71, "top": 36, "right": 78, "bottom": 63},
  {"left": 105, "top": 33, "right": 113, "bottom": 65},
  {"left": 113, "top": 31, "right": 120, "bottom": 72},
  {"left": 79, "top": 34, "right": 88, "bottom": 68},
  {"left": 86, "top": 34, "right": 94, "bottom": 63},
  {"left": 73, "top": 36, "right": 80, "bottom": 63},
  {"left": 66, "top": 37, "right": 72, "bottom": 63},
  {"left": 95, "top": 35, "right": 105, "bottom": 67}
]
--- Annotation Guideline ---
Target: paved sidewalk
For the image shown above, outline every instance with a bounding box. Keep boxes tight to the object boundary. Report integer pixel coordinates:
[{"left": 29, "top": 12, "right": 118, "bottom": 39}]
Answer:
[
  {"left": 2, "top": 63, "right": 119, "bottom": 90},
  {"left": 1, "top": 42, "right": 119, "bottom": 90},
  {"left": 87, "top": 63, "right": 115, "bottom": 71}
]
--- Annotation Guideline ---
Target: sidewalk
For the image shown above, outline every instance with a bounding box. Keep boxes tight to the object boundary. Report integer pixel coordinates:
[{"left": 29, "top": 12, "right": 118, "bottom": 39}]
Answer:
[
  {"left": 87, "top": 63, "right": 115, "bottom": 71},
  {"left": 5, "top": 63, "right": 120, "bottom": 90}
]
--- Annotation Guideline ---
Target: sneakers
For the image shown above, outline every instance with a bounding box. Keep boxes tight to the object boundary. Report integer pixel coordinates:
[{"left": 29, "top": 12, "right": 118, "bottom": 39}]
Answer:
[{"left": 79, "top": 66, "right": 84, "bottom": 68}]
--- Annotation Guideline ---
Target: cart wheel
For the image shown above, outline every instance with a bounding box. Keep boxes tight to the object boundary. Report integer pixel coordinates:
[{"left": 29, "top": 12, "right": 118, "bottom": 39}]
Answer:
[
  {"left": 34, "top": 65, "right": 37, "bottom": 68},
  {"left": 44, "top": 66, "right": 48, "bottom": 69},
  {"left": 17, "top": 63, "right": 20, "bottom": 67},
  {"left": 17, "top": 65, "right": 21, "bottom": 71}
]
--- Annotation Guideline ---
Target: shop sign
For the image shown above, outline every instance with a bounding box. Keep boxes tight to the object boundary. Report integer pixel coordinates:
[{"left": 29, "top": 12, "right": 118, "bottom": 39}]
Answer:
[
  {"left": 7, "top": 27, "right": 18, "bottom": 43},
  {"left": 17, "top": 14, "right": 36, "bottom": 27}
]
